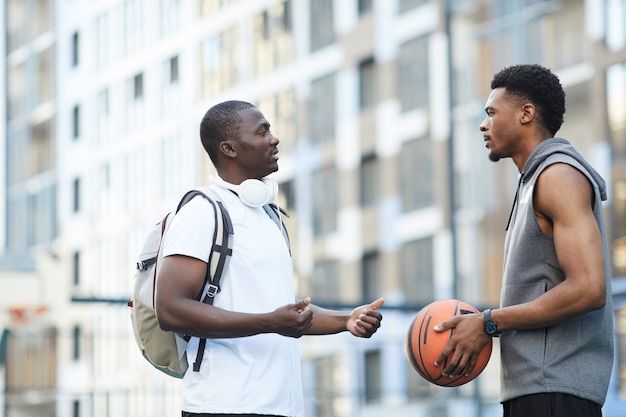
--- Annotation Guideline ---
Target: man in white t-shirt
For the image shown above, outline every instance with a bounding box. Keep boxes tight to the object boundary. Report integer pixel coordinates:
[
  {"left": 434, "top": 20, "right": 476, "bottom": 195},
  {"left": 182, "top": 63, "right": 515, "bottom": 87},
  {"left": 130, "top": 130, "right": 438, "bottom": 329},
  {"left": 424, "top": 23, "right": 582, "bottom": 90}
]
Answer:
[{"left": 155, "top": 100, "right": 385, "bottom": 417}]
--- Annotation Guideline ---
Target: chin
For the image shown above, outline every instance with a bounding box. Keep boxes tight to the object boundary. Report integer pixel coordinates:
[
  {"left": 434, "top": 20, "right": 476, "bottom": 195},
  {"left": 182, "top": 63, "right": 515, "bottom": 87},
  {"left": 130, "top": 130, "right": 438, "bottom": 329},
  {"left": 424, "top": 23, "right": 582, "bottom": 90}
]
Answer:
[{"left": 488, "top": 153, "right": 501, "bottom": 162}]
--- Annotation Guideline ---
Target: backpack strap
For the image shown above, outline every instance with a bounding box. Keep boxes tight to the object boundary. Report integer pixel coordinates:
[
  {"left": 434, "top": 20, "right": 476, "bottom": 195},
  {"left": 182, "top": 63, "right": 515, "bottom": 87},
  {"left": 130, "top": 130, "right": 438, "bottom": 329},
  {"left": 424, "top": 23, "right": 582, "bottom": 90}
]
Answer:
[
  {"left": 263, "top": 203, "right": 291, "bottom": 255},
  {"left": 173, "top": 189, "right": 234, "bottom": 373}
]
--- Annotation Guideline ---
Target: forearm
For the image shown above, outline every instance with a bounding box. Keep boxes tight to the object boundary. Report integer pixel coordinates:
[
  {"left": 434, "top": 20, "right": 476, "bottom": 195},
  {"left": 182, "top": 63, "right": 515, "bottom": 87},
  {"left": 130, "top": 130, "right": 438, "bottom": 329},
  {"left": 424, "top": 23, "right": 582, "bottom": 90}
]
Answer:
[
  {"left": 304, "top": 304, "right": 349, "bottom": 335},
  {"left": 493, "top": 278, "right": 606, "bottom": 332},
  {"left": 158, "top": 300, "right": 273, "bottom": 338}
]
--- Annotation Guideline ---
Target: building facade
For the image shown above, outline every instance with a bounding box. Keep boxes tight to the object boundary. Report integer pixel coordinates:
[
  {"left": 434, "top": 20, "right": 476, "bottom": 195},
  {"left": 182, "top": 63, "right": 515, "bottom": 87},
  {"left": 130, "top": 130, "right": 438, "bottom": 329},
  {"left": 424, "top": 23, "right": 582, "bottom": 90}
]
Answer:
[{"left": 1, "top": 0, "right": 625, "bottom": 416}]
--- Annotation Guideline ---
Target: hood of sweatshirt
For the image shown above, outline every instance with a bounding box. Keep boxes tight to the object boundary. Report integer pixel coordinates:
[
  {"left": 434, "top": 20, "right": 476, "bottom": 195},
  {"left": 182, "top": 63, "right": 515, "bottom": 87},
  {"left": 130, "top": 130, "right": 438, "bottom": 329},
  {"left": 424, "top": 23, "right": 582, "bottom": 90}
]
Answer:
[{"left": 520, "top": 137, "right": 607, "bottom": 201}]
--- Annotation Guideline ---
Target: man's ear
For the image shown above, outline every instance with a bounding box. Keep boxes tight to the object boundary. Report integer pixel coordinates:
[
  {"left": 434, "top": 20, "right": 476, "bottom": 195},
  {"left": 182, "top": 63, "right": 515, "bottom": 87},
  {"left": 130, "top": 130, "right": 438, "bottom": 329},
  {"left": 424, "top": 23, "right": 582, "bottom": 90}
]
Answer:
[
  {"left": 219, "top": 141, "right": 237, "bottom": 159},
  {"left": 520, "top": 103, "right": 535, "bottom": 125}
]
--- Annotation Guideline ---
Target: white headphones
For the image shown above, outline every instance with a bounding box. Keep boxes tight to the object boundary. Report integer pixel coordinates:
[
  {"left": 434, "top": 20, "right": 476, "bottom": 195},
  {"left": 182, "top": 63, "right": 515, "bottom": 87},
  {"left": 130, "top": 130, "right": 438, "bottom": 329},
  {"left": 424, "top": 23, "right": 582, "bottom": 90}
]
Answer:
[{"left": 211, "top": 175, "right": 278, "bottom": 207}]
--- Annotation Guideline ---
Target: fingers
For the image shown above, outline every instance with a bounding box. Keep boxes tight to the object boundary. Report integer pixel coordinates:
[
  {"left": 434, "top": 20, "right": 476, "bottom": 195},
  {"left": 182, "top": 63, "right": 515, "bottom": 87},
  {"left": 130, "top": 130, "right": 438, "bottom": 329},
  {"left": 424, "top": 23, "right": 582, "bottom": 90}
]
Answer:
[
  {"left": 370, "top": 297, "right": 385, "bottom": 310},
  {"left": 295, "top": 297, "right": 311, "bottom": 312}
]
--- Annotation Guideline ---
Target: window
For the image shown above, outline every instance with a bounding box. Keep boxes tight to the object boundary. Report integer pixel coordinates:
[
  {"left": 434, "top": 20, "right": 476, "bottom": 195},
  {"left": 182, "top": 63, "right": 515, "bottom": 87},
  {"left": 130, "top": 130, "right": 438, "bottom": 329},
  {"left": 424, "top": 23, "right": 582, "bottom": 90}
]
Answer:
[
  {"left": 200, "top": 26, "right": 239, "bottom": 98},
  {"left": 617, "top": 307, "right": 626, "bottom": 396},
  {"left": 362, "top": 252, "right": 380, "bottom": 302},
  {"left": 257, "top": 89, "right": 296, "bottom": 153},
  {"left": 95, "top": 88, "right": 110, "bottom": 144},
  {"left": 605, "top": 0, "right": 626, "bottom": 51},
  {"left": 364, "top": 350, "right": 382, "bottom": 403},
  {"left": 169, "top": 55, "right": 179, "bottom": 83},
  {"left": 399, "top": 0, "right": 429, "bottom": 13},
  {"left": 358, "top": 0, "right": 373, "bottom": 15},
  {"left": 310, "top": 260, "right": 340, "bottom": 303},
  {"left": 314, "top": 355, "right": 339, "bottom": 417},
  {"left": 133, "top": 73, "right": 144, "bottom": 100},
  {"left": 73, "top": 177, "right": 81, "bottom": 212},
  {"left": 72, "top": 326, "right": 81, "bottom": 360},
  {"left": 73, "top": 251, "right": 81, "bottom": 285},
  {"left": 398, "top": 36, "right": 429, "bottom": 112},
  {"left": 310, "top": 0, "right": 334, "bottom": 51},
  {"left": 310, "top": 73, "right": 336, "bottom": 145},
  {"left": 252, "top": 1, "right": 294, "bottom": 76},
  {"left": 71, "top": 31, "right": 79, "bottom": 67},
  {"left": 312, "top": 167, "right": 338, "bottom": 237},
  {"left": 359, "top": 57, "right": 376, "bottom": 109},
  {"left": 607, "top": 63, "right": 626, "bottom": 160},
  {"left": 612, "top": 179, "right": 626, "bottom": 276},
  {"left": 360, "top": 154, "right": 378, "bottom": 206},
  {"left": 73, "top": 399, "right": 80, "bottom": 417},
  {"left": 400, "top": 137, "right": 434, "bottom": 211},
  {"left": 160, "top": 0, "right": 181, "bottom": 36},
  {"left": 72, "top": 105, "right": 80, "bottom": 139},
  {"left": 401, "top": 237, "right": 434, "bottom": 305}
]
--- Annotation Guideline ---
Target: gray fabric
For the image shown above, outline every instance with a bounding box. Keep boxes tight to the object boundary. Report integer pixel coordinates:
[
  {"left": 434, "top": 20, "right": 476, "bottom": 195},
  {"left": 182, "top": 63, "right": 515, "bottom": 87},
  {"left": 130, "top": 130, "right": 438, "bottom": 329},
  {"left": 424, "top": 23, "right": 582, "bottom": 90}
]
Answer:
[{"left": 500, "top": 138, "right": 614, "bottom": 405}]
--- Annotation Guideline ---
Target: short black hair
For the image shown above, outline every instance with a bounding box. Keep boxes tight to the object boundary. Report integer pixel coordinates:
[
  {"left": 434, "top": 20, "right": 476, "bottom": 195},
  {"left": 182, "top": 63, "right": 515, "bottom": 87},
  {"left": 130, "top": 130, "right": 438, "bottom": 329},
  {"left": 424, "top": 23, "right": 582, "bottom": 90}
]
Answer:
[
  {"left": 491, "top": 64, "right": 565, "bottom": 136},
  {"left": 200, "top": 100, "right": 256, "bottom": 166}
]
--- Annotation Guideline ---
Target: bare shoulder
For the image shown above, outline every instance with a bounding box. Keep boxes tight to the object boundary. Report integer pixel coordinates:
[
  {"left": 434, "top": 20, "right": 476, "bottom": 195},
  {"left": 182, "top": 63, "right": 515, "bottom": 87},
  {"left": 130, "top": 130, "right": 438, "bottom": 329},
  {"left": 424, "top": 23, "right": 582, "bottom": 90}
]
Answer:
[{"left": 534, "top": 162, "right": 594, "bottom": 220}]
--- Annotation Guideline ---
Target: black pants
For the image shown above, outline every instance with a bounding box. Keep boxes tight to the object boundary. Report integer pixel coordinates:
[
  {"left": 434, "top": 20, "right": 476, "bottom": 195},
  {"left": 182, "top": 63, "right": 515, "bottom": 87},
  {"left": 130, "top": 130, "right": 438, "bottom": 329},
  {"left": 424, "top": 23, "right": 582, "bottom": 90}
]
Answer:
[
  {"left": 503, "top": 393, "right": 602, "bottom": 417},
  {"left": 182, "top": 413, "right": 284, "bottom": 417}
]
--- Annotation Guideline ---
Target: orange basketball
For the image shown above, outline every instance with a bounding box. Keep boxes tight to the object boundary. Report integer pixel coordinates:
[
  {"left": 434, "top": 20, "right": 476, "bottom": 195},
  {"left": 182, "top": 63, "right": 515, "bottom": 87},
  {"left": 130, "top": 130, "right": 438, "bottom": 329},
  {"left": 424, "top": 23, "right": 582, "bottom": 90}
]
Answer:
[{"left": 405, "top": 299, "right": 492, "bottom": 387}]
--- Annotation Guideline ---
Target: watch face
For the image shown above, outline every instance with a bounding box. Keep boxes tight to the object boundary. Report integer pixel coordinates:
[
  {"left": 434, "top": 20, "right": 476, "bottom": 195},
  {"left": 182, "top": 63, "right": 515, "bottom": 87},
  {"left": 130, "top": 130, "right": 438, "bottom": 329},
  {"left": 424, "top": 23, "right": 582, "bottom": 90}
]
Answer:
[{"left": 485, "top": 322, "right": 498, "bottom": 335}]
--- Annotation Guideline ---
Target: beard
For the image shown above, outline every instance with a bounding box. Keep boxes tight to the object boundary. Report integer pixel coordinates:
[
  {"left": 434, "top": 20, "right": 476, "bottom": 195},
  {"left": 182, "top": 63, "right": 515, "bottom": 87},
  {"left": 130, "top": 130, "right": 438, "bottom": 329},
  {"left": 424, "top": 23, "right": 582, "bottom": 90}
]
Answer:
[{"left": 488, "top": 152, "right": 501, "bottom": 162}]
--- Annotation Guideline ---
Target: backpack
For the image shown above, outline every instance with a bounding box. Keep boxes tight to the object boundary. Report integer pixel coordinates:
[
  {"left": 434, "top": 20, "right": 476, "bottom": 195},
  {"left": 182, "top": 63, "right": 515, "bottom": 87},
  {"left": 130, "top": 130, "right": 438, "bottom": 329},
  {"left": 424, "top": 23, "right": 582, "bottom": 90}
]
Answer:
[{"left": 128, "top": 188, "right": 234, "bottom": 378}]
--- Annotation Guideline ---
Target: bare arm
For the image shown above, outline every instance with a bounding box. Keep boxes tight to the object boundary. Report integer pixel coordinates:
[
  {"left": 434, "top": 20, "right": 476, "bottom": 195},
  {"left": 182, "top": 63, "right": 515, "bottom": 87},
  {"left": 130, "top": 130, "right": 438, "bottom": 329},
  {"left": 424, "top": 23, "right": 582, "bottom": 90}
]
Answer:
[
  {"left": 433, "top": 163, "right": 606, "bottom": 376},
  {"left": 305, "top": 298, "right": 384, "bottom": 337},
  {"left": 155, "top": 254, "right": 314, "bottom": 339}
]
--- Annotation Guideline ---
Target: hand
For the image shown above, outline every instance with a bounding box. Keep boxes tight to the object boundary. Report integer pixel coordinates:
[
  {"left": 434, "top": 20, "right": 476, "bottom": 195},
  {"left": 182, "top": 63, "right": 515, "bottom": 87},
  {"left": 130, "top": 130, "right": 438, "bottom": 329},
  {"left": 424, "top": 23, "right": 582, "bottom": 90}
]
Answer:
[
  {"left": 272, "top": 297, "right": 313, "bottom": 338},
  {"left": 347, "top": 298, "right": 384, "bottom": 338},
  {"left": 433, "top": 313, "right": 490, "bottom": 377}
]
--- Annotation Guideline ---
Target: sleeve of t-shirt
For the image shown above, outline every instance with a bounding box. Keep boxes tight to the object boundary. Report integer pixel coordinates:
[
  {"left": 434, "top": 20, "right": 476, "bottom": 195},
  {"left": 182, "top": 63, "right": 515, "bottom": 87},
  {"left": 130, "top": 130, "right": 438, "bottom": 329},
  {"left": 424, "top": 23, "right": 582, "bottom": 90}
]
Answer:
[{"left": 160, "top": 195, "right": 216, "bottom": 262}]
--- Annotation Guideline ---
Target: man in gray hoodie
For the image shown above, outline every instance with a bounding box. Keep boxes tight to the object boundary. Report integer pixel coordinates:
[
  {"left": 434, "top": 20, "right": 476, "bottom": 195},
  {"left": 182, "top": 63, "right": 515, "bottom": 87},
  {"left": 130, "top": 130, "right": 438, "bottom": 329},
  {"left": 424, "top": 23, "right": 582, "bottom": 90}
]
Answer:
[{"left": 433, "top": 64, "right": 614, "bottom": 417}]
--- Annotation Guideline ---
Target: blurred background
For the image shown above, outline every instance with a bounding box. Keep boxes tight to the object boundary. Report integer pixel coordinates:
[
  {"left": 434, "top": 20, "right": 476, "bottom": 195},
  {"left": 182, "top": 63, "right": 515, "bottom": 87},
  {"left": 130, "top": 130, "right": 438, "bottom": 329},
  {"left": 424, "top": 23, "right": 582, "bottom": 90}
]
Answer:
[{"left": 0, "top": 0, "right": 625, "bottom": 416}]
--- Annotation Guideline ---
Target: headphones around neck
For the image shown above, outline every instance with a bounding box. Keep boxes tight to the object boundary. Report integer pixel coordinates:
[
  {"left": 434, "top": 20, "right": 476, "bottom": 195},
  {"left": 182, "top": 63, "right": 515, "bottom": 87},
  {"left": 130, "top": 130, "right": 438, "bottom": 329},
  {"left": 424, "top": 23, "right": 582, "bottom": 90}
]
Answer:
[{"left": 211, "top": 175, "right": 278, "bottom": 207}]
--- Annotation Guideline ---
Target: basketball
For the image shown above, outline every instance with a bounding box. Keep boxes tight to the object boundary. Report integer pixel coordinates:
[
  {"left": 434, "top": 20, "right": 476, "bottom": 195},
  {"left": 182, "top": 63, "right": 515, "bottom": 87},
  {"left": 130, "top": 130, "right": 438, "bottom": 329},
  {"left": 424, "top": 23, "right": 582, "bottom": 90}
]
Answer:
[{"left": 405, "top": 299, "right": 492, "bottom": 387}]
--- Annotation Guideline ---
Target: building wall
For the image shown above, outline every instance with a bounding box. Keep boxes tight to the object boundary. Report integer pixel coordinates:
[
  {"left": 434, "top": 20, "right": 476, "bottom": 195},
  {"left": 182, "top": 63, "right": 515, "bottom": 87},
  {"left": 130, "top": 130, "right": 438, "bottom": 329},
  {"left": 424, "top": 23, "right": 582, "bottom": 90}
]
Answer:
[{"left": 2, "top": 0, "right": 626, "bottom": 416}]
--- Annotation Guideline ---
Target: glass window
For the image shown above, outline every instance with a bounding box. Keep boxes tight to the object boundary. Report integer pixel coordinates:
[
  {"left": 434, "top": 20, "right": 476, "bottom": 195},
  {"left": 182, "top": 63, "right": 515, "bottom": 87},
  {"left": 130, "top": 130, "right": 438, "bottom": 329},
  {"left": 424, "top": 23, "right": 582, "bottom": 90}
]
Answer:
[
  {"left": 607, "top": 63, "right": 626, "bottom": 160},
  {"left": 401, "top": 237, "right": 434, "bottom": 304},
  {"left": 200, "top": 27, "right": 239, "bottom": 98},
  {"left": 310, "top": 0, "right": 334, "bottom": 52},
  {"left": 359, "top": 57, "right": 377, "bottom": 109},
  {"left": 160, "top": 0, "right": 181, "bottom": 36},
  {"left": 310, "top": 260, "right": 340, "bottom": 303},
  {"left": 364, "top": 350, "right": 382, "bottom": 403},
  {"left": 398, "top": 36, "right": 429, "bottom": 112},
  {"left": 73, "top": 178, "right": 81, "bottom": 212},
  {"left": 399, "top": 0, "right": 428, "bottom": 13},
  {"left": 400, "top": 137, "right": 434, "bottom": 211},
  {"left": 617, "top": 307, "right": 626, "bottom": 396},
  {"left": 123, "top": 0, "right": 144, "bottom": 55},
  {"left": 360, "top": 154, "right": 378, "bottom": 206},
  {"left": 95, "top": 12, "right": 110, "bottom": 69},
  {"left": 605, "top": 0, "right": 626, "bottom": 51},
  {"left": 310, "top": 73, "right": 336, "bottom": 145},
  {"left": 72, "top": 105, "right": 80, "bottom": 139},
  {"left": 73, "top": 251, "right": 81, "bottom": 285},
  {"left": 612, "top": 179, "right": 626, "bottom": 276},
  {"left": 312, "top": 167, "right": 338, "bottom": 237},
  {"left": 362, "top": 252, "right": 380, "bottom": 302},
  {"left": 358, "top": 0, "right": 373, "bottom": 15},
  {"left": 37, "top": 48, "right": 54, "bottom": 105},
  {"left": 258, "top": 90, "right": 296, "bottom": 153},
  {"left": 71, "top": 31, "right": 79, "bottom": 67},
  {"left": 313, "top": 355, "right": 340, "bottom": 417},
  {"left": 252, "top": 1, "right": 294, "bottom": 76}
]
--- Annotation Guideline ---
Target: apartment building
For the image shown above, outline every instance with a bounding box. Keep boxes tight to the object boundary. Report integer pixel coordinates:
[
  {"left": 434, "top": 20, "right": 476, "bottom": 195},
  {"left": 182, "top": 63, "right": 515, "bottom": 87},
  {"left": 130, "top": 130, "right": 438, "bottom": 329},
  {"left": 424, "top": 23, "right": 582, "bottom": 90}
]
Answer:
[{"left": 1, "top": 0, "right": 625, "bottom": 416}]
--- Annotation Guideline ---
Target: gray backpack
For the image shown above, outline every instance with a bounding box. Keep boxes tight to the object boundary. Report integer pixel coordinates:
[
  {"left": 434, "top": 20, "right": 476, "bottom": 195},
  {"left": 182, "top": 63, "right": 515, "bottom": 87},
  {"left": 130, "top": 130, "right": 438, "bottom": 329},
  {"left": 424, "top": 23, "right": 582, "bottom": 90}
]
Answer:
[{"left": 129, "top": 188, "right": 233, "bottom": 378}]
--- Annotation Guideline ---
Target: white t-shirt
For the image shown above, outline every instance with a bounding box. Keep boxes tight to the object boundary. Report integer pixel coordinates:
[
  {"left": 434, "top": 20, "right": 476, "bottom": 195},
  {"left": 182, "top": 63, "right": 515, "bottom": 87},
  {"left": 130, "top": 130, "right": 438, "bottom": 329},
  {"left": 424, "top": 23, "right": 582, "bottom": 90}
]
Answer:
[{"left": 161, "top": 185, "right": 304, "bottom": 416}]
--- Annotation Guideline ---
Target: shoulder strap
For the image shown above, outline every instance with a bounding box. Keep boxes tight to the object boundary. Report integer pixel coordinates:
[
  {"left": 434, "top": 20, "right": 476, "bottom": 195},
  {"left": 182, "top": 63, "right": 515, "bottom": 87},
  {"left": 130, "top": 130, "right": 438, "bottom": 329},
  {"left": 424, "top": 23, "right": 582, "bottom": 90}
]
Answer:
[
  {"left": 263, "top": 203, "right": 291, "bottom": 255},
  {"left": 175, "top": 188, "right": 234, "bottom": 373}
]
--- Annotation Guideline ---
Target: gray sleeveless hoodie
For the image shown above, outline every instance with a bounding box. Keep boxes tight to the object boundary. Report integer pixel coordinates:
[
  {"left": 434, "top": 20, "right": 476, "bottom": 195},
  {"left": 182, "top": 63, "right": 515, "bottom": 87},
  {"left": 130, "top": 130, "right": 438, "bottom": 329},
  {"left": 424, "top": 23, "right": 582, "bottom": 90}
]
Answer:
[{"left": 500, "top": 138, "right": 614, "bottom": 405}]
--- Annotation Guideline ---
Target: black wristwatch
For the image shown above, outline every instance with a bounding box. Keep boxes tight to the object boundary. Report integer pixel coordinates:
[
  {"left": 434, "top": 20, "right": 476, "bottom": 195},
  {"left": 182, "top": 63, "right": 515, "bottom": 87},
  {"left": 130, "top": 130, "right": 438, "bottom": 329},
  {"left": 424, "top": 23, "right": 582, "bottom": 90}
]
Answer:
[{"left": 483, "top": 308, "right": 500, "bottom": 336}]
